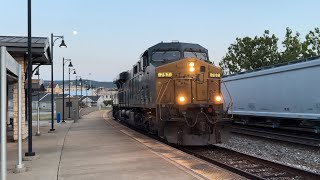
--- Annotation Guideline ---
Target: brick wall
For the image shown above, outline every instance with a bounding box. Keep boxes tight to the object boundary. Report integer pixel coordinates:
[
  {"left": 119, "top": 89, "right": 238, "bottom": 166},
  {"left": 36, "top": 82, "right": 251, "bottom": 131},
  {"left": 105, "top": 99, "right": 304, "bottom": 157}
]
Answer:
[{"left": 12, "top": 56, "right": 28, "bottom": 141}]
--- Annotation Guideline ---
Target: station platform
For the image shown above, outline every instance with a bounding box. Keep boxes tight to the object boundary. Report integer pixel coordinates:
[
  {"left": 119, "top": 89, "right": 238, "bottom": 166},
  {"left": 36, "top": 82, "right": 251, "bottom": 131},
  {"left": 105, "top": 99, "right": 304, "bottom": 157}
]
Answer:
[{"left": 7, "top": 110, "right": 242, "bottom": 180}]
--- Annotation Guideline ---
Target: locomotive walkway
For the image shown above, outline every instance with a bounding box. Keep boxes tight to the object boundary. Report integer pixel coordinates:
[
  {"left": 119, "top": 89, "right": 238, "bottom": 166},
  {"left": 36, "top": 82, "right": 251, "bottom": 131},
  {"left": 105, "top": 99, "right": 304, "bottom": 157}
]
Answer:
[{"left": 7, "top": 110, "right": 241, "bottom": 180}]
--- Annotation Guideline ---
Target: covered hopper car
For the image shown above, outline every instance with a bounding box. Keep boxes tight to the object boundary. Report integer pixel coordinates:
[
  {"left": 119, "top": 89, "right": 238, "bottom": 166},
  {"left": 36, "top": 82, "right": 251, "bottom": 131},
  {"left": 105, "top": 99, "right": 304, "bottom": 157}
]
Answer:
[
  {"left": 221, "top": 56, "right": 320, "bottom": 132},
  {"left": 113, "top": 42, "right": 229, "bottom": 145}
]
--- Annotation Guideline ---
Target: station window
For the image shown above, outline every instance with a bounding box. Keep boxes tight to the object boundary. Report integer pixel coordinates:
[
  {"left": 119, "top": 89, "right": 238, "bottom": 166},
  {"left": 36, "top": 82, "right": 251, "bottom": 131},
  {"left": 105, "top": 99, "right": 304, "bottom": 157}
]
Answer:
[{"left": 134, "top": 65, "right": 138, "bottom": 74}]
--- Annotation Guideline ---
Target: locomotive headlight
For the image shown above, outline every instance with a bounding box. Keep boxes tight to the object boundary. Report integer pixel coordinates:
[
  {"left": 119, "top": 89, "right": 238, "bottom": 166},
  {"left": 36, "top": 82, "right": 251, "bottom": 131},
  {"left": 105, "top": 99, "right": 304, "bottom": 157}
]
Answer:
[
  {"left": 215, "top": 95, "right": 222, "bottom": 102},
  {"left": 189, "top": 67, "right": 195, "bottom": 72},
  {"left": 189, "top": 62, "right": 195, "bottom": 72},
  {"left": 179, "top": 96, "right": 185, "bottom": 102}
]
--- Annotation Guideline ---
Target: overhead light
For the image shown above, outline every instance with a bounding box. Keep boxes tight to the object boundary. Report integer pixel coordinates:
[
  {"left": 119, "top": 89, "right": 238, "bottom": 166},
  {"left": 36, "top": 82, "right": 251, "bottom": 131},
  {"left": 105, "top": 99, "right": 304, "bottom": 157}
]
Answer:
[
  {"left": 59, "top": 40, "right": 67, "bottom": 48},
  {"left": 35, "top": 70, "right": 40, "bottom": 76},
  {"left": 73, "top": 70, "right": 76, "bottom": 75},
  {"left": 68, "top": 62, "right": 73, "bottom": 67}
]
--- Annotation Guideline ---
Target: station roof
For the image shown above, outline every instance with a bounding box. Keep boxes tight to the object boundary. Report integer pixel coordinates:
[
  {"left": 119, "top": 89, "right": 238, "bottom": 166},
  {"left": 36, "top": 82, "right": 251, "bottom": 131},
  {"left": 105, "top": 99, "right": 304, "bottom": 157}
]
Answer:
[
  {"left": 0, "top": 36, "right": 52, "bottom": 65},
  {"left": 38, "top": 93, "right": 68, "bottom": 102},
  {"left": 80, "top": 96, "right": 100, "bottom": 102}
]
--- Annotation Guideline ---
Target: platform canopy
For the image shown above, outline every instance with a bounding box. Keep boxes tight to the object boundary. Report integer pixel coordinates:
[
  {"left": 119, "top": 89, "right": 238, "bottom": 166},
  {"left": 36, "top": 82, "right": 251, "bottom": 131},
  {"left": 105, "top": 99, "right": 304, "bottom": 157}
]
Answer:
[
  {"left": 0, "top": 46, "right": 20, "bottom": 84},
  {"left": 0, "top": 36, "right": 51, "bottom": 65}
]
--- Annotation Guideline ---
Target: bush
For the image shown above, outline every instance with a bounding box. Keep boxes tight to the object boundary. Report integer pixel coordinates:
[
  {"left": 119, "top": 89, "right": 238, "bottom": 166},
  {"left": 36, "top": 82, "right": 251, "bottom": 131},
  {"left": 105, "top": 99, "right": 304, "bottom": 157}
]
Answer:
[{"left": 103, "top": 100, "right": 113, "bottom": 106}]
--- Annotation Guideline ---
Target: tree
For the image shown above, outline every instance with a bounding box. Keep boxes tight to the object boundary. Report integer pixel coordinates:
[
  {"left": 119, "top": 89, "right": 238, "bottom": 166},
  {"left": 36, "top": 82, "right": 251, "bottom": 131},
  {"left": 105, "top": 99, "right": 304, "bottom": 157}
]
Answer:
[
  {"left": 281, "top": 28, "right": 302, "bottom": 62},
  {"left": 103, "top": 100, "right": 113, "bottom": 106},
  {"left": 219, "top": 30, "right": 280, "bottom": 74},
  {"left": 301, "top": 28, "right": 320, "bottom": 57}
]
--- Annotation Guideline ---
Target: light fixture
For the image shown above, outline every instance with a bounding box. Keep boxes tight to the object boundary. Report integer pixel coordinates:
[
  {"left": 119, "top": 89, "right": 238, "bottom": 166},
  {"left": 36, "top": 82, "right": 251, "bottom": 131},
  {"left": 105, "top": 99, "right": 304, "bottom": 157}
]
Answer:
[
  {"left": 189, "top": 62, "right": 195, "bottom": 67},
  {"left": 179, "top": 96, "right": 185, "bottom": 102},
  {"left": 68, "top": 62, "right": 73, "bottom": 67},
  {"left": 59, "top": 40, "right": 67, "bottom": 48},
  {"left": 73, "top": 70, "right": 77, "bottom": 75},
  {"left": 35, "top": 69, "right": 40, "bottom": 76},
  {"left": 215, "top": 95, "right": 222, "bottom": 102},
  {"left": 189, "top": 67, "right": 195, "bottom": 72}
]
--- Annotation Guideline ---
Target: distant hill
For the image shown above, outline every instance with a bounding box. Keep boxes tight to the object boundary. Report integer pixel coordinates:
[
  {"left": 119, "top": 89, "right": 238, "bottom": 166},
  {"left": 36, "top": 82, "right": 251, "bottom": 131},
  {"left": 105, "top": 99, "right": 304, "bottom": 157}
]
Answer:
[{"left": 43, "top": 80, "right": 115, "bottom": 88}]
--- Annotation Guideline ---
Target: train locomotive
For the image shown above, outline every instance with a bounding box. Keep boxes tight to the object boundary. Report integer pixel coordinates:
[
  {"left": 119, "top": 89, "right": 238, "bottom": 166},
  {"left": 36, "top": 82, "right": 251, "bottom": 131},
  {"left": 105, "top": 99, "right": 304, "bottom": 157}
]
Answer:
[{"left": 113, "top": 42, "right": 229, "bottom": 145}]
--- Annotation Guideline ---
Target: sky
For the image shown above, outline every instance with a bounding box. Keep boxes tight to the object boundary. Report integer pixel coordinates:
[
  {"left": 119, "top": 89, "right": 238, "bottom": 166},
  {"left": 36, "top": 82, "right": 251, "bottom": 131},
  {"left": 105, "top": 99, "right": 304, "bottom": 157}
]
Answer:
[{"left": 2, "top": 0, "right": 320, "bottom": 81}]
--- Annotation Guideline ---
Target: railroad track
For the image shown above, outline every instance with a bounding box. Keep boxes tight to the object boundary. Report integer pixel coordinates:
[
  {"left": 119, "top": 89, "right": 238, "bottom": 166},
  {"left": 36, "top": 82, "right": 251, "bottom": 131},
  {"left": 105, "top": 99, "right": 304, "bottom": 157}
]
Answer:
[
  {"left": 177, "top": 145, "right": 320, "bottom": 180},
  {"left": 231, "top": 125, "right": 320, "bottom": 147},
  {"left": 109, "top": 112, "right": 320, "bottom": 179}
]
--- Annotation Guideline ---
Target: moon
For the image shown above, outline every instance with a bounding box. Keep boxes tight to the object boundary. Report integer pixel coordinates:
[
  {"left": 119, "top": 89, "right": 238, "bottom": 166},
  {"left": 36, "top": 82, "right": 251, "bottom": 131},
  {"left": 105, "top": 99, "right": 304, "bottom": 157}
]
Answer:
[{"left": 73, "top": 30, "right": 78, "bottom": 35}]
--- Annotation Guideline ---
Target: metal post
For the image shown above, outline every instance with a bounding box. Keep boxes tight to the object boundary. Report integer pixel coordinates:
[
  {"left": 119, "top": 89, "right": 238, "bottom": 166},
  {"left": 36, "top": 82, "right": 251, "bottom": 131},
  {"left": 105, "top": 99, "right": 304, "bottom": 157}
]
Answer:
[
  {"left": 89, "top": 73, "right": 92, "bottom": 91},
  {"left": 36, "top": 70, "right": 41, "bottom": 136},
  {"left": 1, "top": 47, "right": 8, "bottom": 180},
  {"left": 86, "top": 83, "right": 88, "bottom": 106},
  {"left": 36, "top": 101, "right": 40, "bottom": 134},
  {"left": 62, "top": 57, "right": 65, "bottom": 123},
  {"left": 50, "top": 33, "right": 55, "bottom": 132},
  {"left": 68, "top": 68, "right": 71, "bottom": 118},
  {"left": 80, "top": 78, "right": 83, "bottom": 97},
  {"left": 76, "top": 77, "right": 78, "bottom": 97},
  {"left": 15, "top": 62, "right": 25, "bottom": 172},
  {"left": 25, "top": 0, "right": 36, "bottom": 157}
]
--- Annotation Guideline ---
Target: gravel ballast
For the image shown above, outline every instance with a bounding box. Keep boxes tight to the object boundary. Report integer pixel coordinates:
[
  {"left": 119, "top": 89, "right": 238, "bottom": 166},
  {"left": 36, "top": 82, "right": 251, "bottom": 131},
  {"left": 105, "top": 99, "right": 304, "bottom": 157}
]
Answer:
[{"left": 218, "top": 133, "right": 320, "bottom": 174}]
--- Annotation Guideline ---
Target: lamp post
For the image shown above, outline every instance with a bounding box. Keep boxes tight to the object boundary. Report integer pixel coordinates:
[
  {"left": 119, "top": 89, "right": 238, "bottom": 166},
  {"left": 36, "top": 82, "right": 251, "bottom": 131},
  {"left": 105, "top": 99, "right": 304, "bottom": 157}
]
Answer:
[
  {"left": 80, "top": 78, "right": 83, "bottom": 97},
  {"left": 35, "top": 69, "right": 41, "bottom": 136},
  {"left": 84, "top": 81, "right": 88, "bottom": 106},
  {"left": 25, "top": 0, "right": 36, "bottom": 159},
  {"left": 50, "top": 33, "right": 67, "bottom": 132},
  {"left": 62, "top": 58, "right": 72, "bottom": 123},
  {"left": 88, "top": 73, "right": 92, "bottom": 95},
  {"left": 75, "top": 76, "right": 81, "bottom": 97},
  {"left": 68, "top": 68, "right": 76, "bottom": 118}
]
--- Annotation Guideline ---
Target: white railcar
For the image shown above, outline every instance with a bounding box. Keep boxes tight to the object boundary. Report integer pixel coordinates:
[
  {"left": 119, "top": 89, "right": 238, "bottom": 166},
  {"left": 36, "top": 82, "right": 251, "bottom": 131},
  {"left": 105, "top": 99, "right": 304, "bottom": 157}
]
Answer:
[{"left": 222, "top": 57, "right": 320, "bottom": 123}]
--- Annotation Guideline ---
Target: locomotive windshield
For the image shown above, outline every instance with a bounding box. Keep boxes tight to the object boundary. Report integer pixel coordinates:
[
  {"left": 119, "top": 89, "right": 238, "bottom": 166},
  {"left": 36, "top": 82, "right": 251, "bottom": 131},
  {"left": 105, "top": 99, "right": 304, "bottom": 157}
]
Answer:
[
  {"left": 151, "top": 51, "right": 181, "bottom": 61},
  {"left": 184, "top": 51, "right": 208, "bottom": 61}
]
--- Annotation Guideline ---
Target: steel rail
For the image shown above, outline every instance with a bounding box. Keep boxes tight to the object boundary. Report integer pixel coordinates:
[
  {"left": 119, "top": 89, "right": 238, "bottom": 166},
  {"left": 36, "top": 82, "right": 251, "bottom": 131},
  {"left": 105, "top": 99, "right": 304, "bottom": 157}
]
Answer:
[
  {"left": 180, "top": 145, "right": 320, "bottom": 180},
  {"left": 231, "top": 125, "right": 320, "bottom": 147},
  {"left": 109, "top": 111, "right": 320, "bottom": 179}
]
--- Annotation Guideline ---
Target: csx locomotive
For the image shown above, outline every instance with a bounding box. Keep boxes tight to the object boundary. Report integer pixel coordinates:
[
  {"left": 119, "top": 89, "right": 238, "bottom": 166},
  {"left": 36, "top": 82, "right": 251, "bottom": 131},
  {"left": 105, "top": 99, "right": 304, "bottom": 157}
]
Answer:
[{"left": 113, "top": 42, "right": 228, "bottom": 145}]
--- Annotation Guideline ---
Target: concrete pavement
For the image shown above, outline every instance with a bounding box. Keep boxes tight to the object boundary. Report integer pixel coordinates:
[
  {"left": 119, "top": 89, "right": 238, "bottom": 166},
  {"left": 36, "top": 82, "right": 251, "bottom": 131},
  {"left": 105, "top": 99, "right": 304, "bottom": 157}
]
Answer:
[{"left": 7, "top": 110, "right": 241, "bottom": 180}]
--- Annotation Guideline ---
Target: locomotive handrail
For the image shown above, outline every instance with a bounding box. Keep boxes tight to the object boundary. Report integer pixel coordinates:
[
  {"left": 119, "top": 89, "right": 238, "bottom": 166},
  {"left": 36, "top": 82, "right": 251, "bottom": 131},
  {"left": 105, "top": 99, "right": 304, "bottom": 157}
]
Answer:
[
  {"left": 157, "top": 79, "right": 173, "bottom": 122},
  {"left": 172, "top": 77, "right": 193, "bottom": 80},
  {"left": 156, "top": 79, "right": 173, "bottom": 104},
  {"left": 221, "top": 80, "right": 234, "bottom": 118},
  {"left": 156, "top": 82, "right": 165, "bottom": 103}
]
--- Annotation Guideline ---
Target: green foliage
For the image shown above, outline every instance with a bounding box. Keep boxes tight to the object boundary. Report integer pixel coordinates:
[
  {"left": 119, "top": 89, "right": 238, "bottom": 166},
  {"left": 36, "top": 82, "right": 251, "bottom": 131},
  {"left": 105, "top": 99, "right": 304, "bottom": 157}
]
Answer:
[
  {"left": 220, "top": 27, "right": 320, "bottom": 74},
  {"left": 220, "top": 30, "right": 280, "bottom": 74},
  {"left": 103, "top": 100, "right": 113, "bottom": 106},
  {"left": 302, "top": 28, "right": 320, "bottom": 57},
  {"left": 281, "top": 28, "right": 302, "bottom": 61}
]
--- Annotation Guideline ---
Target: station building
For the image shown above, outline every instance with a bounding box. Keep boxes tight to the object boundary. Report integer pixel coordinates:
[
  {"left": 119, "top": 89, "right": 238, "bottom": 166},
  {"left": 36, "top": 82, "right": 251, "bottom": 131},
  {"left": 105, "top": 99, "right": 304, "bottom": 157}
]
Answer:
[{"left": 0, "top": 36, "right": 51, "bottom": 141}]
